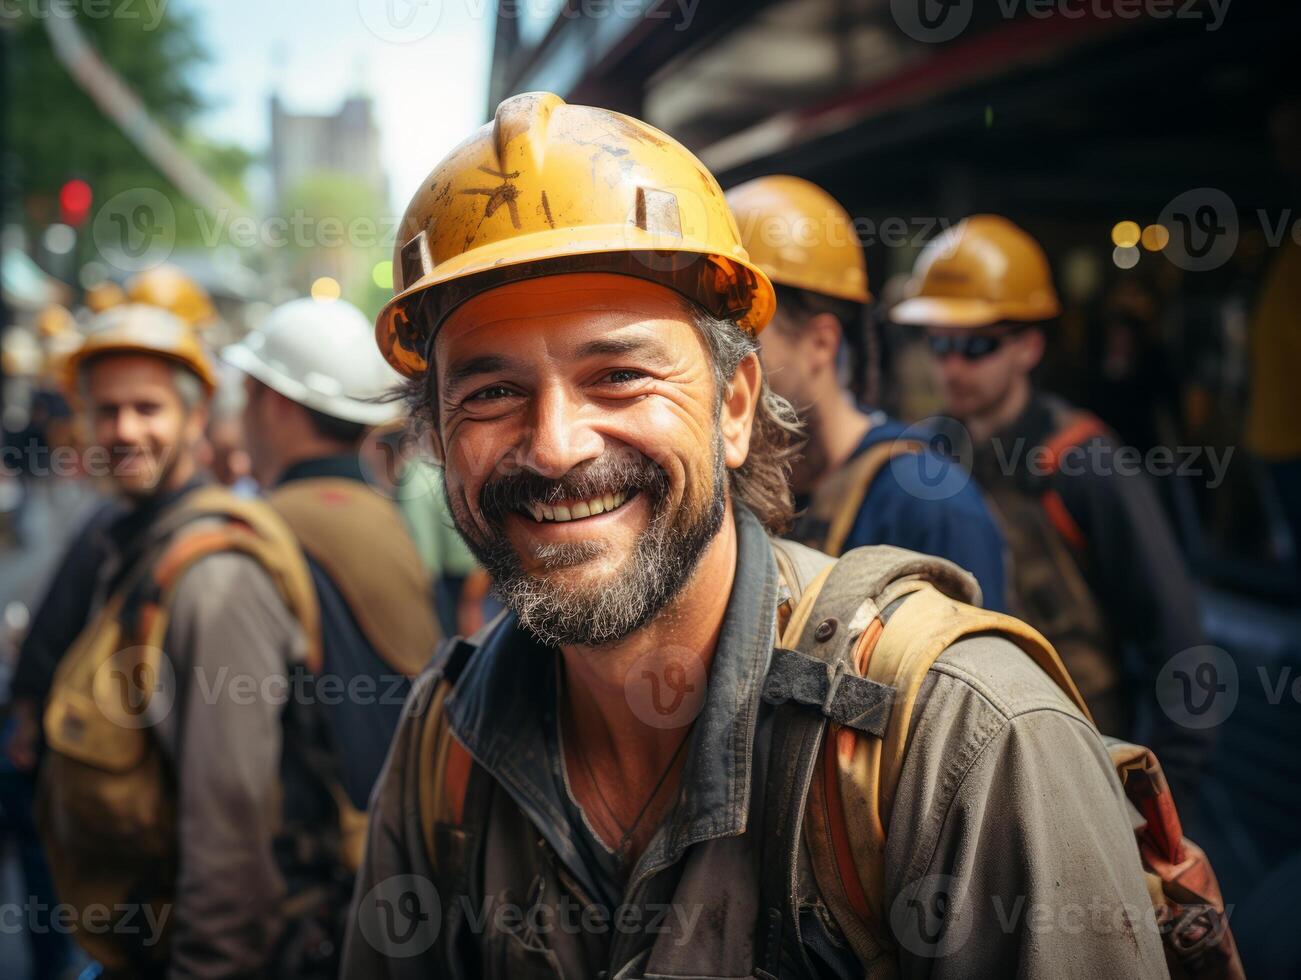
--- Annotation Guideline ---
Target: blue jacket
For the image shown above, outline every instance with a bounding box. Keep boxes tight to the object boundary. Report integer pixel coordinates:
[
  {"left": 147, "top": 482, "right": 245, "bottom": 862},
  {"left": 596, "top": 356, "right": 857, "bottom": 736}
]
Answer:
[{"left": 798, "top": 416, "right": 1008, "bottom": 611}]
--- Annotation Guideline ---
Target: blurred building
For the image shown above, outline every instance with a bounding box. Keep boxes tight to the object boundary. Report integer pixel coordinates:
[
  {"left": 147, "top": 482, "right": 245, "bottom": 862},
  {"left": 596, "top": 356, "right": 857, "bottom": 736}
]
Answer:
[{"left": 269, "top": 94, "right": 389, "bottom": 209}]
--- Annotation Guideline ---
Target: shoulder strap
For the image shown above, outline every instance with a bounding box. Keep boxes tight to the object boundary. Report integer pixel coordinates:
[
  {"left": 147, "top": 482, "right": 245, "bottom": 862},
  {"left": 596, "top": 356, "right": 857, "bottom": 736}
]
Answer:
[
  {"left": 792, "top": 439, "right": 924, "bottom": 557},
  {"left": 1038, "top": 412, "right": 1109, "bottom": 553},
  {"left": 827, "top": 587, "right": 1091, "bottom": 950},
  {"left": 756, "top": 545, "right": 974, "bottom": 977},
  {"left": 414, "top": 612, "right": 507, "bottom": 865},
  {"left": 758, "top": 543, "right": 1088, "bottom": 970},
  {"left": 143, "top": 487, "right": 322, "bottom": 673}
]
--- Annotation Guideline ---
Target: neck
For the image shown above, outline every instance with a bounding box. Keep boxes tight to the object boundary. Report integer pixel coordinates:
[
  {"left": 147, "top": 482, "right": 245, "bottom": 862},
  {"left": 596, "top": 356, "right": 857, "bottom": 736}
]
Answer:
[
  {"left": 268, "top": 437, "right": 354, "bottom": 485},
  {"left": 559, "top": 501, "right": 738, "bottom": 820},
  {"left": 790, "top": 387, "right": 872, "bottom": 495},
  {"left": 967, "top": 375, "right": 1032, "bottom": 445}
]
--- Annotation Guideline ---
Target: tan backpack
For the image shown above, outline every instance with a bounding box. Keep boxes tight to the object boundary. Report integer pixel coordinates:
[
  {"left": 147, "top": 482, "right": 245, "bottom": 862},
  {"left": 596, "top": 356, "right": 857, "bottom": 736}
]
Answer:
[
  {"left": 37, "top": 486, "right": 321, "bottom": 971},
  {"left": 761, "top": 539, "right": 1243, "bottom": 980}
]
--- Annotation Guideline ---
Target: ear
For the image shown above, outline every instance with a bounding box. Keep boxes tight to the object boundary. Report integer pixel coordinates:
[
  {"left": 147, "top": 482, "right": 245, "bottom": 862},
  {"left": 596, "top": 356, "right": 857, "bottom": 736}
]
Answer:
[
  {"left": 721, "top": 351, "right": 762, "bottom": 471},
  {"left": 187, "top": 401, "right": 210, "bottom": 444},
  {"left": 1015, "top": 327, "right": 1046, "bottom": 372},
  {"left": 805, "top": 312, "right": 843, "bottom": 375}
]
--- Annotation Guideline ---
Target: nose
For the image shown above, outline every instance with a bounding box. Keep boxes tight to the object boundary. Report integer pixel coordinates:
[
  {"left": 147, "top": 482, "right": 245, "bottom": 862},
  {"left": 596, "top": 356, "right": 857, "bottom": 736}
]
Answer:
[
  {"left": 516, "top": 382, "right": 604, "bottom": 479},
  {"left": 113, "top": 407, "right": 146, "bottom": 445}
]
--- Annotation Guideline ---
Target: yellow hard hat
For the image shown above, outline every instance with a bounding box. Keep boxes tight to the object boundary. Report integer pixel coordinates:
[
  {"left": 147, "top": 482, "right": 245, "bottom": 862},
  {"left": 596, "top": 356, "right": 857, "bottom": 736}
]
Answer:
[
  {"left": 126, "top": 265, "right": 217, "bottom": 329},
  {"left": 725, "top": 175, "right": 869, "bottom": 303},
  {"left": 377, "top": 91, "right": 776, "bottom": 377},
  {"left": 63, "top": 304, "right": 217, "bottom": 397},
  {"left": 36, "top": 304, "right": 76, "bottom": 339},
  {"left": 891, "top": 214, "right": 1061, "bottom": 329},
  {"left": 85, "top": 280, "right": 127, "bottom": 314}
]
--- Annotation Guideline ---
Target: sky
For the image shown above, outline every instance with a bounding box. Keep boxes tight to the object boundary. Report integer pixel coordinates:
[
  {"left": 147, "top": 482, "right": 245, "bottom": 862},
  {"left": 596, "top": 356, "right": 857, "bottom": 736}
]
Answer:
[{"left": 176, "top": 0, "right": 496, "bottom": 213}]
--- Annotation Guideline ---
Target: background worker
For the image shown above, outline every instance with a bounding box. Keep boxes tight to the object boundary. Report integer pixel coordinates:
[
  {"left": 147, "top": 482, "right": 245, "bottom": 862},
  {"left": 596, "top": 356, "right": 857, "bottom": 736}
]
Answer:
[
  {"left": 222, "top": 296, "right": 439, "bottom": 811},
  {"left": 727, "top": 175, "right": 1007, "bottom": 609},
  {"left": 892, "top": 214, "right": 1212, "bottom": 805}
]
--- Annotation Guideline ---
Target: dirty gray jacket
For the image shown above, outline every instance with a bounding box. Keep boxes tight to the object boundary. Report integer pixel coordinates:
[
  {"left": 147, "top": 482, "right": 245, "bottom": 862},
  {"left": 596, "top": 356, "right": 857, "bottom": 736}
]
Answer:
[{"left": 342, "top": 506, "right": 1168, "bottom": 978}]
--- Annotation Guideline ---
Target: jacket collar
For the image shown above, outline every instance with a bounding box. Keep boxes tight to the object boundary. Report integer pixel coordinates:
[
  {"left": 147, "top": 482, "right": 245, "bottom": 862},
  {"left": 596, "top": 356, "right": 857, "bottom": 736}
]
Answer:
[{"left": 275, "top": 453, "right": 366, "bottom": 487}]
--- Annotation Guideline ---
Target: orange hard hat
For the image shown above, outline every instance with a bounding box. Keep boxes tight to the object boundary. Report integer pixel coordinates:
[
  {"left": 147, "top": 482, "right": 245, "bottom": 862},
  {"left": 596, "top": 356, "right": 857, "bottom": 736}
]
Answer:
[
  {"left": 63, "top": 304, "right": 217, "bottom": 397},
  {"left": 126, "top": 265, "right": 217, "bottom": 329},
  {"left": 725, "top": 175, "right": 869, "bottom": 303},
  {"left": 377, "top": 91, "right": 776, "bottom": 377},
  {"left": 891, "top": 215, "right": 1061, "bottom": 329}
]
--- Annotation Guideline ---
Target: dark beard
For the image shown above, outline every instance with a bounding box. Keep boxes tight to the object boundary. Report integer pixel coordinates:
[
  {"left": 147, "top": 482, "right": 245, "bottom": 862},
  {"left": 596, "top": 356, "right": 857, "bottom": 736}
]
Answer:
[{"left": 448, "top": 440, "right": 727, "bottom": 647}]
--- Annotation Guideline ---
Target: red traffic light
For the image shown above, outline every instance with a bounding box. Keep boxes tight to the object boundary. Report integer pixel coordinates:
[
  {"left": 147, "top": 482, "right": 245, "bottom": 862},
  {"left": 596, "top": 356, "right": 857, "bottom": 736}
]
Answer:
[{"left": 60, "top": 179, "right": 93, "bottom": 227}]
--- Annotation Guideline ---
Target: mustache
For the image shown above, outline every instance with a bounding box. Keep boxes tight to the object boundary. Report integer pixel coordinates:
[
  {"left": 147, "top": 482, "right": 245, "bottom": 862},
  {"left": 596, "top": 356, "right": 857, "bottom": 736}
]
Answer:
[{"left": 478, "top": 450, "right": 669, "bottom": 525}]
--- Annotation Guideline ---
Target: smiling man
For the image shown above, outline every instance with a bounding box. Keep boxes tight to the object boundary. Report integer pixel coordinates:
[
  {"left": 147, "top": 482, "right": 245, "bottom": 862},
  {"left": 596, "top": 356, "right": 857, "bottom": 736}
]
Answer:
[
  {"left": 26, "top": 305, "right": 357, "bottom": 978},
  {"left": 343, "top": 94, "right": 1169, "bottom": 979}
]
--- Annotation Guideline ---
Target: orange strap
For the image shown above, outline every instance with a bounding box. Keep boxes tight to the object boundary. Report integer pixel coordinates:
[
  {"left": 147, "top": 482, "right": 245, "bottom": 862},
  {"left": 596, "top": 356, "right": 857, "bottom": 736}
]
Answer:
[{"left": 1038, "top": 414, "right": 1108, "bottom": 552}]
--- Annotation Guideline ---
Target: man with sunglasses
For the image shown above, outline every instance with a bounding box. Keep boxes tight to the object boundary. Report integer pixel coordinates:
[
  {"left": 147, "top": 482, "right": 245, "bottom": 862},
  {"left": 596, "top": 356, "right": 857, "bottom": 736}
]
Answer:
[
  {"left": 893, "top": 214, "right": 1210, "bottom": 807},
  {"left": 725, "top": 176, "right": 1007, "bottom": 609}
]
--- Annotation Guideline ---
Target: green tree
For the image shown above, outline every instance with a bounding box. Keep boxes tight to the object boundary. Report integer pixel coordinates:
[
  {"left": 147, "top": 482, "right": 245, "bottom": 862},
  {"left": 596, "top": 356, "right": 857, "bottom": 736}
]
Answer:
[{"left": 3, "top": 3, "right": 250, "bottom": 250}]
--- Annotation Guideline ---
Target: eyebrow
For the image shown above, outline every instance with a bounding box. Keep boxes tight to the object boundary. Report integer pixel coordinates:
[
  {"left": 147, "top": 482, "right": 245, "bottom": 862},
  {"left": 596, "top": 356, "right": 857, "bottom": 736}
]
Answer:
[
  {"left": 574, "top": 335, "right": 674, "bottom": 366},
  {"left": 444, "top": 354, "right": 514, "bottom": 396}
]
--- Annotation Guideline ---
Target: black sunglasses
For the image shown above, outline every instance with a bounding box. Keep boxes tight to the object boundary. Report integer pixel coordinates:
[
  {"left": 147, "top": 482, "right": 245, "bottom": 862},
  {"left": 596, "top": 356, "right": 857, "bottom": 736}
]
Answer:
[{"left": 926, "top": 328, "right": 1026, "bottom": 361}]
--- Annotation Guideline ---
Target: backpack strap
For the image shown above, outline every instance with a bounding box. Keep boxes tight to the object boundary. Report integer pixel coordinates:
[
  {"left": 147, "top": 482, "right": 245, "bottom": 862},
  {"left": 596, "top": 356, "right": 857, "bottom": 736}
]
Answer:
[
  {"left": 824, "top": 585, "right": 1091, "bottom": 954},
  {"left": 755, "top": 546, "right": 975, "bottom": 978},
  {"left": 140, "top": 486, "right": 322, "bottom": 672},
  {"left": 1038, "top": 413, "right": 1109, "bottom": 553},
  {"left": 758, "top": 542, "right": 1084, "bottom": 972},
  {"left": 790, "top": 439, "right": 924, "bottom": 557},
  {"left": 414, "top": 612, "right": 507, "bottom": 868}
]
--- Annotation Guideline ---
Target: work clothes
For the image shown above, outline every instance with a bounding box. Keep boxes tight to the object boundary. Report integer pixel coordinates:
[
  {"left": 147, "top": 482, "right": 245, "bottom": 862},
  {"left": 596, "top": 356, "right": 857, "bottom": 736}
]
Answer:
[
  {"left": 32, "top": 482, "right": 340, "bottom": 979},
  {"left": 964, "top": 391, "right": 1211, "bottom": 806},
  {"left": 270, "top": 454, "right": 439, "bottom": 809},
  {"left": 792, "top": 412, "right": 1007, "bottom": 611},
  {"left": 342, "top": 506, "right": 1165, "bottom": 979},
  {"left": 11, "top": 479, "right": 201, "bottom": 705}
]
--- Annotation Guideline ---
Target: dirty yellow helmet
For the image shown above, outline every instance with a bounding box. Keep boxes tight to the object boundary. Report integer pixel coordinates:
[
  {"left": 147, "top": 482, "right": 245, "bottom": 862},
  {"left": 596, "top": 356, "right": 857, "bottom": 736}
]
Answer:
[
  {"left": 85, "top": 280, "right": 127, "bottom": 314},
  {"left": 725, "top": 175, "right": 869, "bottom": 303},
  {"left": 891, "top": 214, "right": 1060, "bottom": 329},
  {"left": 126, "top": 265, "right": 217, "bottom": 329},
  {"left": 377, "top": 91, "right": 776, "bottom": 377},
  {"left": 36, "top": 304, "right": 76, "bottom": 339},
  {"left": 63, "top": 304, "right": 217, "bottom": 397}
]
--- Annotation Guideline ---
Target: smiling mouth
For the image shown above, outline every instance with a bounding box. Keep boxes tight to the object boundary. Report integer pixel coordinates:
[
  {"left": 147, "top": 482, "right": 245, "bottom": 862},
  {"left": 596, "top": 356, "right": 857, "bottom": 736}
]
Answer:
[{"left": 520, "top": 490, "right": 636, "bottom": 524}]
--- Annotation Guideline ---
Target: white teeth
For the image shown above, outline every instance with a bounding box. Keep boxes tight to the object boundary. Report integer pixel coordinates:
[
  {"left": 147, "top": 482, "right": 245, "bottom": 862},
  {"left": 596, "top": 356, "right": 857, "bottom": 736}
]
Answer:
[{"left": 527, "top": 492, "right": 632, "bottom": 522}]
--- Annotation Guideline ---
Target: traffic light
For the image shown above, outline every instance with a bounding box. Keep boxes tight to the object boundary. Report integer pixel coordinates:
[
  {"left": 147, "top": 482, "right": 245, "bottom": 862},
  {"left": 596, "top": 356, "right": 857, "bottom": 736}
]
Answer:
[{"left": 59, "top": 179, "right": 93, "bottom": 228}]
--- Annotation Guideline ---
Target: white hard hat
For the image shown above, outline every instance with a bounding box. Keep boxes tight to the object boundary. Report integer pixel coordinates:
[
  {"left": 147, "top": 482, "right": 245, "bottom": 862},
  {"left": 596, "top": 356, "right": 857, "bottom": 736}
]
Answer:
[{"left": 221, "top": 297, "right": 402, "bottom": 426}]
